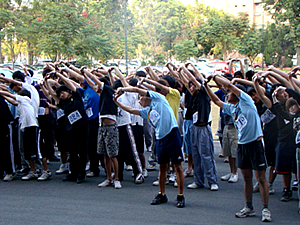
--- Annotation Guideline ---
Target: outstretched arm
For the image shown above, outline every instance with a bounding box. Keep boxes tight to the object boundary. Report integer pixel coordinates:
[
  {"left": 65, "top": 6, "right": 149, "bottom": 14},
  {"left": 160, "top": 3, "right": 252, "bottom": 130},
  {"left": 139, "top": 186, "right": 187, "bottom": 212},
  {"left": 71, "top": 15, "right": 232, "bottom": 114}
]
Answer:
[
  {"left": 113, "top": 93, "right": 140, "bottom": 115},
  {"left": 253, "top": 75, "right": 272, "bottom": 109},
  {"left": 203, "top": 81, "right": 224, "bottom": 108},
  {"left": 214, "top": 75, "right": 241, "bottom": 97}
]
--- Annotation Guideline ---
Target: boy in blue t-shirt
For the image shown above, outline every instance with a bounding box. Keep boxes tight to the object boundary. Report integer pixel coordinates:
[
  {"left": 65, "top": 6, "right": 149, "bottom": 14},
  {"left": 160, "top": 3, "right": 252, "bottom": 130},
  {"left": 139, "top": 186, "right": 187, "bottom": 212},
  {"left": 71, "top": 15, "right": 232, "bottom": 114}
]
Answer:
[
  {"left": 204, "top": 74, "right": 271, "bottom": 222},
  {"left": 113, "top": 86, "right": 185, "bottom": 208}
]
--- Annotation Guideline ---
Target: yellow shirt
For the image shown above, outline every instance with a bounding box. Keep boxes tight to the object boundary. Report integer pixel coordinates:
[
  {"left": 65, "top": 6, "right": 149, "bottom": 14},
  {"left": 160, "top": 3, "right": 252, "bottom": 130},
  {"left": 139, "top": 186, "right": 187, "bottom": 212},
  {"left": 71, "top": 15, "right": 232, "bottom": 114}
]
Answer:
[{"left": 165, "top": 88, "right": 180, "bottom": 122}]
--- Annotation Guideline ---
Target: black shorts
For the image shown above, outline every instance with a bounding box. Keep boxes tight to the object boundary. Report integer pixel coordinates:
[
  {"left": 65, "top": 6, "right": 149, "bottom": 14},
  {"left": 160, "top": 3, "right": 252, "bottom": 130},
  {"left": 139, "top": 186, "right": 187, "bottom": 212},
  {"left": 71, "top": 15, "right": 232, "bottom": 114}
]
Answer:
[
  {"left": 156, "top": 127, "right": 183, "bottom": 165},
  {"left": 23, "top": 126, "right": 38, "bottom": 160},
  {"left": 275, "top": 140, "right": 296, "bottom": 174},
  {"left": 131, "top": 125, "right": 144, "bottom": 154},
  {"left": 237, "top": 139, "right": 267, "bottom": 171}
]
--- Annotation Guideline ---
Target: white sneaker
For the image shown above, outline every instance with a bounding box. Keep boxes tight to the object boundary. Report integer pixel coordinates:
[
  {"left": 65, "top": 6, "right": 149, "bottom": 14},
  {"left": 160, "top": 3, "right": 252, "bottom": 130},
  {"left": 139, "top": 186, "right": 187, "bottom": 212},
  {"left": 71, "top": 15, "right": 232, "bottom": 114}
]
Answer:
[
  {"left": 187, "top": 182, "right": 202, "bottom": 189},
  {"left": 22, "top": 172, "right": 38, "bottom": 181},
  {"left": 183, "top": 169, "right": 193, "bottom": 177},
  {"left": 37, "top": 171, "right": 52, "bottom": 181},
  {"left": 126, "top": 165, "right": 133, "bottom": 171},
  {"left": 221, "top": 173, "right": 232, "bottom": 181},
  {"left": 142, "top": 169, "right": 148, "bottom": 178},
  {"left": 210, "top": 184, "right": 219, "bottom": 191},
  {"left": 262, "top": 208, "right": 272, "bottom": 222},
  {"left": 114, "top": 180, "right": 122, "bottom": 189},
  {"left": 135, "top": 174, "right": 144, "bottom": 184},
  {"left": 269, "top": 183, "right": 275, "bottom": 195},
  {"left": 3, "top": 174, "right": 16, "bottom": 181},
  {"left": 174, "top": 180, "right": 178, "bottom": 187},
  {"left": 253, "top": 182, "right": 260, "bottom": 192},
  {"left": 98, "top": 179, "right": 113, "bottom": 187},
  {"left": 169, "top": 174, "right": 176, "bottom": 183},
  {"left": 153, "top": 178, "right": 169, "bottom": 186},
  {"left": 55, "top": 164, "right": 69, "bottom": 174},
  {"left": 86, "top": 172, "right": 99, "bottom": 177},
  {"left": 228, "top": 174, "right": 238, "bottom": 183}
]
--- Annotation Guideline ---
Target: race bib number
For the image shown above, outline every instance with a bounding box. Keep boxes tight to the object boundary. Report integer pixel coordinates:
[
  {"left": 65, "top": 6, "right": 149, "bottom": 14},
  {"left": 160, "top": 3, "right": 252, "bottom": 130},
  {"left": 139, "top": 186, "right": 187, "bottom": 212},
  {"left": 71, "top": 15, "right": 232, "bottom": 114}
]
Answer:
[
  {"left": 193, "top": 112, "right": 198, "bottom": 124},
  {"left": 296, "top": 131, "right": 300, "bottom": 145},
  {"left": 68, "top": 110, "right": 82, "bottom": 125},
  {"left": 56, "top": 109, "right": 65, "bottom": 120},
  {"left": 148, "top": 110, "right": 160, "bottom": 127},
  {"left": 261, "top": 109, "right": 276, "bottom": 124},
  {"left": 38, "top": 107, "right": 46, "bottom": 116},
  {"left": 235, "top": 114, "right": 248, "bottom": 131},
  {"left": 85, "top": 107, "right": 93, "bottom": 118}
]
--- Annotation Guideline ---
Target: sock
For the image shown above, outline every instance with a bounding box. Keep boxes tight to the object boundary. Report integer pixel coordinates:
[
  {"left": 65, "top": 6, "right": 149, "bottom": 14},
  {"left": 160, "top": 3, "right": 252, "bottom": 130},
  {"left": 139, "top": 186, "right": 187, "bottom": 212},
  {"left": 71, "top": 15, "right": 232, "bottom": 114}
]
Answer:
[
  {"left": 246, "top": 202, "right": 253, "bottom": 210},
  {"left": 263, "top": 205, "right": 268, "bottom": 209}
]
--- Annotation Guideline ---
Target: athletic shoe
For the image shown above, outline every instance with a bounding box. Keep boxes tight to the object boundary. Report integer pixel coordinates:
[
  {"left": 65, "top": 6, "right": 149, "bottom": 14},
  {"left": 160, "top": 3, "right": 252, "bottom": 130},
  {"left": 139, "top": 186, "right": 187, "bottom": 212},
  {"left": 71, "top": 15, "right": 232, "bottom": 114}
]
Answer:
[
  {"left": 114, "top": 180, "right": 122, "bottom": 189},
  {"left": 187, "top": 182, "right": 202, "bottom": 189},
  {"left": 22, "top": 172, "right": 38, "bottom": 181},
  {"left": 153, "top": 178, "right": 169, "bottom": 186},
  {"left": 292, "top": 179, "right": 298, "bottom": 191},
  {"left": 86, "top": 172, "right": 99, "bottom": 177},
  {"left": 147, "top": 164, "right": 157, "bottom": 171},
  {"left": 151, "top": 193, "right": 168, "bottom": 205},
  {"left": 262, "top": 208, "right": 272, "bottom": 222},
  {"left": 134, "top": 174, "right": 144, "bottom": 184},
  {"left": 221, "top": 173, "right": 232, "bottom": 181},
  {"left": 3, "top": 174, "right": 16, "bottom": 181},
  {"left": 253, "top": 182, "right": 260, "bottom": 192},
  {"left": 224, "top": 158, "right": 229, "bottom": 163},
  {"left": 235, "top": 206, "right": 255, "bottom": 218},
  {"left": 228, "top": 174, "right": 238, "bottom": 183},
  {"left": 183, "top": 169, "right": 193, "bottom": 177},
  {"left": 85, "top": 161, "right": 90, "bottom": 171},
  {"left": 176, "top": 195, "right": 185, "bottom": 208},
  {"left": 280, "top": 188, "right": 292, "bottom": 202},
  {"left": 142, "top": 169, "right": 148, "bottom": 178},
  {"left": 126, "top": 165, "right": 133, "bottom": 171},
  {"left": 55, "top": 164, "right": 69, "bottom": 174},
  {"left": 268, "top": 183, "right": 275, "bottom": 195},
  {"left": 169, "top": 174, "right": 176, "bottom": 183},
  {"left": 98, "top": 179, "right": 113, "bottom": 187},
  {"left": 17, "top": 168, "right": 30, "bottom": 175},
  {"left": 174, "top": 180, "right": 178, "bottom": 187},
  {"left": 37, "top": 171, "right": 52, "bottom": 181},
  {"left": 210, "top": 184, "right": 219, "bottom": 191}
]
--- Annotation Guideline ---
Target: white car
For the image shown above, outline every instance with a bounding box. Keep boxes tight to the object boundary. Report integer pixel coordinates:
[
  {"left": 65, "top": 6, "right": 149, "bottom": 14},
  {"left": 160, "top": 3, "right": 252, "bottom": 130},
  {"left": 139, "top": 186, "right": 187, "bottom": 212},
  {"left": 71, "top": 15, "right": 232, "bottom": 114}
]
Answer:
[{"left": 188, "top": 62, "right": 215, "bottom": 77}]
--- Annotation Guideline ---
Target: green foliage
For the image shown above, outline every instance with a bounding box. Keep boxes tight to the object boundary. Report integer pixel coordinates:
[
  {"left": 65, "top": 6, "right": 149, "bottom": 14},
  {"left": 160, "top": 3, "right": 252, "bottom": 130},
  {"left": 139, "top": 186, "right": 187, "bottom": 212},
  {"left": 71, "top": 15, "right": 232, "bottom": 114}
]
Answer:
[
  {"left": 263, "top": 23, "right": 295, "bottom": 68},
  {"left": 238, "top": 26, "right": 262, "bottom": 65},
  {"left": 174, "top": 39, "right": 198, "bottom": 62}
]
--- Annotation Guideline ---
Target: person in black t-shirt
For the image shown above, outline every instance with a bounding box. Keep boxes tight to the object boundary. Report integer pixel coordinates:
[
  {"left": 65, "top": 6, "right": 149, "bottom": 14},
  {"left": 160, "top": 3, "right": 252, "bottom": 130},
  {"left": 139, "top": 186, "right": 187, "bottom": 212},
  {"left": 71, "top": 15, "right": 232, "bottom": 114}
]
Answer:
[{"left": 45, "top": 72, "right": 89, "bottom": 184}]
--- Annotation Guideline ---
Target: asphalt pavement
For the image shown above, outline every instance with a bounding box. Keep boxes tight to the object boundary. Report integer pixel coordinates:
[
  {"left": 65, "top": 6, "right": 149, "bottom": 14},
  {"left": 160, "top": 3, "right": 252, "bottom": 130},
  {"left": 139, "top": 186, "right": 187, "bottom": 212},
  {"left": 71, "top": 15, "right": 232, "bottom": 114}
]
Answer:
[{"left": 0, "top": 141, "right": 299, "bottom": 225}]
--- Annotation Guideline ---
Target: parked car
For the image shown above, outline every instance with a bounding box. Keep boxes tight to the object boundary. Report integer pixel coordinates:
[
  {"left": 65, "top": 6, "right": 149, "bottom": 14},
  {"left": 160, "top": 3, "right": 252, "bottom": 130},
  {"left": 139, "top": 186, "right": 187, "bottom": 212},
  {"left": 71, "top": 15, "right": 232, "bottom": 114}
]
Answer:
[
  {"left": 207, "top": 61, "right": 237, "bottom": 74},
  {"left": 0, "top": 68, "right": 14, "bottom": 79},
  {"left": 188, "top": 62, "right": 215, "bottom": 77},
  {"left": 253, "top": 62, "right": 267, "bottom": 68}
]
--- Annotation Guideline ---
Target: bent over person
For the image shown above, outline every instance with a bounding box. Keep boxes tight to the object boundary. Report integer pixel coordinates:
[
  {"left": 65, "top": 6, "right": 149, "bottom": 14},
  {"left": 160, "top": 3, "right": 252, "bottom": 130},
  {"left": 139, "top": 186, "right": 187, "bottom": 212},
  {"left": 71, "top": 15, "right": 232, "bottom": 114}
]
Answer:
[
  {"left": 113, "top": 86, "right": 185, "bottom": 208},
  {"left": 204, "top": 74, "right": 271, "bottom": 222}
]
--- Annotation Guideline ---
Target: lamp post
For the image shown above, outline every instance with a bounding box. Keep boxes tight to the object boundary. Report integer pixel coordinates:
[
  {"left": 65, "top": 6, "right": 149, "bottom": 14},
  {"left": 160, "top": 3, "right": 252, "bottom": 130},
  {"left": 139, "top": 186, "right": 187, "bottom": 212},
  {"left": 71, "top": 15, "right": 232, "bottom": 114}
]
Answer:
[{"left": 124, "top": 0, "right": 128, "bottom": 76}]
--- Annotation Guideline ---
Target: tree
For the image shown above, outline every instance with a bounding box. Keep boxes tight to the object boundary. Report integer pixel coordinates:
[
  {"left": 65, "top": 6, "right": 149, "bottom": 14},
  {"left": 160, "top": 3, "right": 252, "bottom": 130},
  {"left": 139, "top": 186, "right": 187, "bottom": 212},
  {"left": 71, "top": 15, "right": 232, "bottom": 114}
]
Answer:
[
  {"left": 174, "top": 39, "right": 198, "bottom": 62},
  {"left": 264, "top": 0, "right": 300, "bottom": 65},
  {"left": 263, "top": 23, "right": 296, "bottom": 68},
  {"left": 238, "top": 26, "right": 262, "bottom": 66},
  {"left": 194, "top": 13, "right": 249, "bottom": 61}
]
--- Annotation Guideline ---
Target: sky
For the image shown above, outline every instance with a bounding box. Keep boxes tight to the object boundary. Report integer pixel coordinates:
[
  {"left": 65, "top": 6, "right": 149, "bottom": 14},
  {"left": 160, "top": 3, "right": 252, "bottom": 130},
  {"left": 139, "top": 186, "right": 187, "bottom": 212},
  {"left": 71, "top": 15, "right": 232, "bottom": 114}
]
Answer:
[{"left": 180, "top": 0, "right": 224, "bottom": 10}]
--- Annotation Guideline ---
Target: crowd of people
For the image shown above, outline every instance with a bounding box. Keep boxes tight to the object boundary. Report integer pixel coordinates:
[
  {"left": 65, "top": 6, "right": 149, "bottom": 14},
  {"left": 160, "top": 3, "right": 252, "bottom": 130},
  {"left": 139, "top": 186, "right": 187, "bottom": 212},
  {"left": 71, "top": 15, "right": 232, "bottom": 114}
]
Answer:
[{"left": 1, "top": 59, "right": 300, "bottom": 221}]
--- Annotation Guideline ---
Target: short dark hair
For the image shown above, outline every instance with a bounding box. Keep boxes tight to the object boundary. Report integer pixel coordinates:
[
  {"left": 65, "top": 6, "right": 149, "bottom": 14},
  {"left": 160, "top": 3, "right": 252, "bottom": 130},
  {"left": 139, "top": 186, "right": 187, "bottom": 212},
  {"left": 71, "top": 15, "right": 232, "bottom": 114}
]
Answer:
[
  {"left": 129, "top": 78, "right": 138, "bottom": 86},
  {"left": 42, "top": 68, "right": 52, "bottom": 78},
  {"left": 56, "top": 85, "right": 71, "bottom": 97},
  {"left": 100, "top": 76, "right": 111, "bottom": 86},
  {"left": 246, "top": 70, "right": 255, "bottom": 81},
  {"left": 18, "top": 89, "right": 31, "bottom": 98},
  {"left": 162, "top": 75, "right": 175, "bottom": 88},
  {"left": 136, "top": 70, "right": 146, "bottom": 77},
  {"left": 12, "top": 71, "right": 25, "bottom": 82},
  {"left": 155, "top": 79, "right": 168, "bottom": 93},
  {"left": 112, "top": 79, "right": 123, "bottom": 90},
  {"left": 286, "top": 97, "right": 299, "bottom": 114}
]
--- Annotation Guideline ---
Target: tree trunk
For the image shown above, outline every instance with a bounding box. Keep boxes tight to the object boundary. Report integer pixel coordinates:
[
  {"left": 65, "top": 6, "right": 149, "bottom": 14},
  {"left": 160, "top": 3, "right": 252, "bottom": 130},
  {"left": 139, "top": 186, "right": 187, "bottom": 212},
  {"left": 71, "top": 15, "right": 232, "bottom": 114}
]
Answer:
[
  {"left": 27, "top": 42, "right": 34, "bottom": 65},
  {"left": 0, "top": 38, "right": 3, "bottom": 63},
  {"left": 297, "top": 45, "right": 300, "bottom": 66},
  {"left": 280, "top": 55, "right": 285, "bottom": 70}
]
